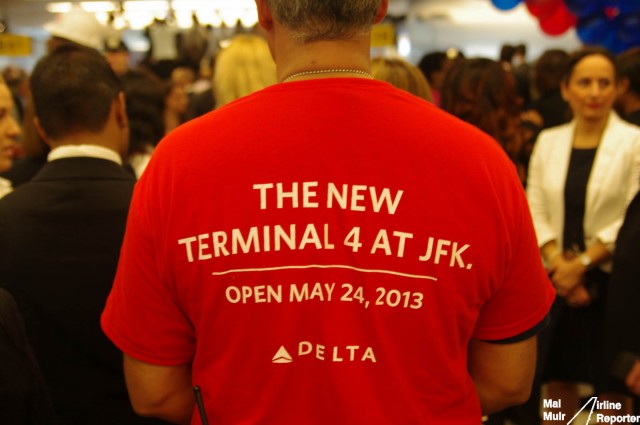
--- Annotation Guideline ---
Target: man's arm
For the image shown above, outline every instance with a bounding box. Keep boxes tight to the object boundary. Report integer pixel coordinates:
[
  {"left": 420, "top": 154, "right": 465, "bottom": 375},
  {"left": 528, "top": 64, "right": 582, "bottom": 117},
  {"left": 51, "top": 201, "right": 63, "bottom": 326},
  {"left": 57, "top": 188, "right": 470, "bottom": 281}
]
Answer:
[
  {"left": 468, "top": 336, "right": 537, "bottom": 415},
  {"left": 123, "top": 354, "right": 195, "bottom": 425}
]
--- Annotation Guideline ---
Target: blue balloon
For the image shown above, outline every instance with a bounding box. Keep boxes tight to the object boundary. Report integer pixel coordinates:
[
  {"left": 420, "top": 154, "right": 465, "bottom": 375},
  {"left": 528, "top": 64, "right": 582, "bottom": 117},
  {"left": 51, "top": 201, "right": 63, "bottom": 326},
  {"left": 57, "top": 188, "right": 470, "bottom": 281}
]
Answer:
[
  {"left": 616, "top": 11, "right": 640, "bottom": 44},
  {"left": 576, "top": 12, "right": 614, "bottom": 44},
  {"left": 602, "top": 31, "right": 631, "bottom": 54},
  {"left": 491, "top": 0, "right": 522, "bottom": 11},
  {"left": 565, "top": 0, "right": 605, "bottom": 18},
  {"left": 605, "top": 0, "right": 640, "bottom": 14}
]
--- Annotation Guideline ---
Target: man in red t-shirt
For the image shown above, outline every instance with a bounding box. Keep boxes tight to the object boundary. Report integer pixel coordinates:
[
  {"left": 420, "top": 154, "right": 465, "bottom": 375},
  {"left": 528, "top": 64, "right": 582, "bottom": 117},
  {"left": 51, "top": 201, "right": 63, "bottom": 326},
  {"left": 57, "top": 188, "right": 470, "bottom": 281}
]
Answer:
[{"left": 101, "top": 1, "right": 554, "bottom": 424}]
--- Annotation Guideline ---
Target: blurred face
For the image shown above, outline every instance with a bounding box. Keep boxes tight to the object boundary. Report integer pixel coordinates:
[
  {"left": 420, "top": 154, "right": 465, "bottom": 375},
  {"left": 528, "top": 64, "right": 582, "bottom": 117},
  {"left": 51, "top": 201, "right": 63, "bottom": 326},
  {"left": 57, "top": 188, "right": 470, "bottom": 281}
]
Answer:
[
  {"left": 562, "top": 54, "right": 618, "bottom": 123},
  {"left": 165, "top": 86, "right": 188, "bottom": 115},
  {"left": 431, "top": 59, "right": 453, "bottom": 91},
  {"left": 0, "top": 85, "right": 20, "bottom": 173},
  {"left": 104, "top": 51, "right": 130, "bottom": 76}
]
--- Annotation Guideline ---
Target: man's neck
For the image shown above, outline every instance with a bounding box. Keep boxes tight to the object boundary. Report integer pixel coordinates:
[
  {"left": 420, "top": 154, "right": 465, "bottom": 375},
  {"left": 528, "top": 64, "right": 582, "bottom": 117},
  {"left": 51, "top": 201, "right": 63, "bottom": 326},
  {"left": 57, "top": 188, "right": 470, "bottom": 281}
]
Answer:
[
  {"left": 274, "top": 33, "right": 373, "bottom": 83},
  {"left": 47, "top": 126, "right": 124, "bottom": 161}
]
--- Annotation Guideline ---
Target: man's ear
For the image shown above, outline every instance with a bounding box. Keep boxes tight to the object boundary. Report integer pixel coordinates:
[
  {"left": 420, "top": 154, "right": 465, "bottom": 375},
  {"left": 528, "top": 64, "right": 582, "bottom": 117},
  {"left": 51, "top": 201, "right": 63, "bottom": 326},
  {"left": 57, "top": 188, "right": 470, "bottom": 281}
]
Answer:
[
  {"left": 255, "top": 0, "right": 273, "bottom": 31},
  {"left": 33, "top": 117, "right": 52, "bottom": 147},
  {"left": 115, "top": 92, "right": 128, "bottom": 129},
  {"left": 374, "top": 0, "right": 389, "bottom": 24}
]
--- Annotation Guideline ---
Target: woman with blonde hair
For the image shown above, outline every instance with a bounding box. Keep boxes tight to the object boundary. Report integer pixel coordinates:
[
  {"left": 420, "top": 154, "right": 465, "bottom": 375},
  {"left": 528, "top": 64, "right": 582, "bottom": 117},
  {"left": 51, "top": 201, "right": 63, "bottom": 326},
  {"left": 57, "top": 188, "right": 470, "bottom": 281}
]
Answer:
[
  {"left": 371, "top": 57, "right": 433, "bottom": 102},
  {"left": 213, "top": 33, "right": 277, "bottom": 107}
]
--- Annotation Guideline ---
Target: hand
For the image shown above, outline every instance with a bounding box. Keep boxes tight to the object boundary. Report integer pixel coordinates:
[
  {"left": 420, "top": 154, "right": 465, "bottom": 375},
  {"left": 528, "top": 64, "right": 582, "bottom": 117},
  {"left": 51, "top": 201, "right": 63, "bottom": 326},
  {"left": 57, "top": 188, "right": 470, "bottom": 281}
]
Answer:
[
  {"left": 626, "top": 360, "right": 640, "bottom": 396},
  {"left": 564, "top": 284, "right": 591, "bottom": 308},
  {"left": 550, "top": 256, "right": 586, "bottom": 297},
  {"left": 546, "top": 252, "right": 562, "bottom": 274},
  {"left": 521, "top": 109, "right": 543, "bottom": 128}
]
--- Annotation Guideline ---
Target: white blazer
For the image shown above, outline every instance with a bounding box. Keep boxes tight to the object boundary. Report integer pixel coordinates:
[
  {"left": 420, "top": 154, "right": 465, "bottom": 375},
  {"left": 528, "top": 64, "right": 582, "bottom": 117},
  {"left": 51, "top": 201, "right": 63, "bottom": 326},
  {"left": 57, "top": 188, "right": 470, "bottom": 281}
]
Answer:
[{"left": 526, "top": 112, "right": 640, "bottom": 271}]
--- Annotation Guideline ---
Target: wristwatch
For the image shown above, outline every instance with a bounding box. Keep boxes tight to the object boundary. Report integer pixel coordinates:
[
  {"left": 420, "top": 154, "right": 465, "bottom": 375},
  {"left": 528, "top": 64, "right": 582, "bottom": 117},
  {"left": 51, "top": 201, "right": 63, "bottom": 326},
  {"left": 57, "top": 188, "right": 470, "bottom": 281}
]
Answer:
[{"left": 578, "top": 253, "right": 593, "bottom": 269}]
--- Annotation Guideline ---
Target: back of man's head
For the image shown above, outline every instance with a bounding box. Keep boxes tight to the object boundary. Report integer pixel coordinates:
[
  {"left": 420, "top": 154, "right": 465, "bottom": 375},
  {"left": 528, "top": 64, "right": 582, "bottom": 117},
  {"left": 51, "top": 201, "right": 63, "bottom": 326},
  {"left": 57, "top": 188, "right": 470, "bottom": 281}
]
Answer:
[
  {"left": 266, "top": 0, "right": 382, "bottom": 43},
  {"left": 30, "top": 44, "right": 122, "bottom": 141},
  {"left": 616, "top": 47, "right": 640, "bottom": 97}
]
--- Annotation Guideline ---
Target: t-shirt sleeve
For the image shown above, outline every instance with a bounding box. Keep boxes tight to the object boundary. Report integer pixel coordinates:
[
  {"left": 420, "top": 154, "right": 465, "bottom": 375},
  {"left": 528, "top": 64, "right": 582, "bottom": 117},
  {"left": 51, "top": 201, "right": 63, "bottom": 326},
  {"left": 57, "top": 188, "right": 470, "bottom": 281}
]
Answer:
[
  {"left": 101, "top": 173, "right": 195, "bottom": 366},
  {"left": 472, "top": 174, "right": 556, "bottom": 342}
]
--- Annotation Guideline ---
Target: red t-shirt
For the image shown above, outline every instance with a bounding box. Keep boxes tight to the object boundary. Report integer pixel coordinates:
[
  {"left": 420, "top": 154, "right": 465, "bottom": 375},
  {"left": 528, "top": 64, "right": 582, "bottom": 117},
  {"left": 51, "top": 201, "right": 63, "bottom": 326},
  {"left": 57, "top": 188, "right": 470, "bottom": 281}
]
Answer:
[{"left": 102, "top": 78, "right": 554, "bottom": 424}]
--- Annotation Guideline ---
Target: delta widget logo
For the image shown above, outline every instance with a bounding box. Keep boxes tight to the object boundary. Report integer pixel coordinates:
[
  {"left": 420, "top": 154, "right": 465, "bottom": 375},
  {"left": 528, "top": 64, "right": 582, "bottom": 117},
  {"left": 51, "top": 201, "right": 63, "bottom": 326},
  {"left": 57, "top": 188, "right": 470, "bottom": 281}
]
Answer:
[{"left": 272, "top": 342, "right": 377, "bottom": 363}]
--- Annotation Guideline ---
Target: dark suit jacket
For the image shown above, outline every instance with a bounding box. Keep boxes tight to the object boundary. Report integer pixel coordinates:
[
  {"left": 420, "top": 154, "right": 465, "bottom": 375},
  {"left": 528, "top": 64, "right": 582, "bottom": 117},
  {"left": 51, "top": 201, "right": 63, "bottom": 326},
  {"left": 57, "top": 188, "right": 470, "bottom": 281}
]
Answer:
[
  {"left": 0, "top": 157, "right": 168, "bottom": 425},
  {"left": 605, "top": 191, "right": 640, "bottom": 393}
]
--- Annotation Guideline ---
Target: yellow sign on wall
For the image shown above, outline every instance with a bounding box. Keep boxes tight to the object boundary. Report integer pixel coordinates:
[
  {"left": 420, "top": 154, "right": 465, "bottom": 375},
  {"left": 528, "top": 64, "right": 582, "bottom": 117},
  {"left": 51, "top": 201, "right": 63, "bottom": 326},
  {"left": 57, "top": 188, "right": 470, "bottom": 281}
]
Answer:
[
  {"left": 0, "top": 34, "right": 32, "bottom": 56},
  {"left": 371, "top": 23, "right": 396, "bottom": 48}
]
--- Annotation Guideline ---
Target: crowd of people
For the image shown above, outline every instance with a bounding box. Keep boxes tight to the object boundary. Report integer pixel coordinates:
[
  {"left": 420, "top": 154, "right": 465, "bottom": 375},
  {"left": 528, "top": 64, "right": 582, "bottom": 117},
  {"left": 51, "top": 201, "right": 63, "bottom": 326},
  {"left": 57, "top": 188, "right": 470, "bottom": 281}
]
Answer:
[{"left": 0, "top": 0, "right": 639, "bottom": 424}]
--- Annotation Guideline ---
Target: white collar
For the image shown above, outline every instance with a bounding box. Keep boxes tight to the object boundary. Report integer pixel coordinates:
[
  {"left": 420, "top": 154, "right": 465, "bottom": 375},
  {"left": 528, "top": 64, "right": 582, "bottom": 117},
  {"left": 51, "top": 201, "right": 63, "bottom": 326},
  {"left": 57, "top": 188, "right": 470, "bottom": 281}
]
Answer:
[
  {"left": 0, "top": 177, "right": 12, "bottom": 199},
  {"left": 48, "top": 145, "right": 122, "bottom": 165}
]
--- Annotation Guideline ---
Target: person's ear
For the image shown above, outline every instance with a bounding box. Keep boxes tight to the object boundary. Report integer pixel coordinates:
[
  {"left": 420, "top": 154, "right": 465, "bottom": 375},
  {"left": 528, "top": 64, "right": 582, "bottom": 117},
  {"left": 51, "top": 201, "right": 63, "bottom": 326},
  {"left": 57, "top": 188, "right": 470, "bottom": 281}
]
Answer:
[
  {"left": 255, "top": 0, "right": 273, "bottom": 31},
  {"left": 374, "top": 0, "right": 389, "bottom": 24},
  {"left": 115, "top": 92, "right": 128, "bottom": 129}
]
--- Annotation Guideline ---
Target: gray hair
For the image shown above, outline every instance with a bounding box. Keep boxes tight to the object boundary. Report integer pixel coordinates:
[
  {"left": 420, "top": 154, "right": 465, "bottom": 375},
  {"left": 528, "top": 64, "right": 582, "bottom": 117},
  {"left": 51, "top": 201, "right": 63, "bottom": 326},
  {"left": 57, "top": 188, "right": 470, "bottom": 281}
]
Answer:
[{"left": 266, "top": 0, "right": 382, "bottom": 43}]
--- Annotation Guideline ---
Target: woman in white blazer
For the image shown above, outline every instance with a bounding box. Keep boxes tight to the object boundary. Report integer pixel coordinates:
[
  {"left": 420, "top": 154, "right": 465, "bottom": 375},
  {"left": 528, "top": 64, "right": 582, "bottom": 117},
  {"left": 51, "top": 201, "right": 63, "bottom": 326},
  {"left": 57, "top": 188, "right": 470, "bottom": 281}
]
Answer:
[{"left": 527, "top": 47, "right": 640, "bottom": 420}]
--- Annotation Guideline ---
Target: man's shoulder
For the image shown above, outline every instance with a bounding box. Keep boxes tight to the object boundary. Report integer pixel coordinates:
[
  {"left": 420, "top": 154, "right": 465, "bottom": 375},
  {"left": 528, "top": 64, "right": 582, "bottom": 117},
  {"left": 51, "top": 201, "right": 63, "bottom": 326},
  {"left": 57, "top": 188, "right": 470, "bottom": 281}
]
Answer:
[
  {"left": 615, "top": 114, "right": 640, "bottom": 137},
  {"left": 173, "top": 79, "right": 483, "bottom": 139},
  {"left": 156, "top": 78, "right": 509, "bottom": 173},
  {"left": 0, "top": 159, "right": 134, "bottom": 211},
  {"left": 25, "top": 158, "right": 135, "bottom": 186}
]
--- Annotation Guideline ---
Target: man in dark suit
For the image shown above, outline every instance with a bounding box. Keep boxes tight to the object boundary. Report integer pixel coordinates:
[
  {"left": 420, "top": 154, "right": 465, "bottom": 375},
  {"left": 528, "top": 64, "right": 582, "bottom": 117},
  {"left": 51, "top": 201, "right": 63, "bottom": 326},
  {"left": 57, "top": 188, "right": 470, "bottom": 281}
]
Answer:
[
  {"left": 0, "top": 45, "right": 168, "bottom": 424},
  {"left": 605, "top": 191, "right": 640, "bottom": 397}
]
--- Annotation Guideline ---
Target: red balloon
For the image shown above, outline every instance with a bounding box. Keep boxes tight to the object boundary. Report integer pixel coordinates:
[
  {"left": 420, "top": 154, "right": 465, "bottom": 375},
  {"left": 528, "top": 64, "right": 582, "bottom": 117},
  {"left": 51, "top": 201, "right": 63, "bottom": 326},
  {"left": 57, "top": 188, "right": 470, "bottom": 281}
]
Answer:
[
  {"left": 539, "top": 1, "right": 577, "bottom": 35},
  {"left": 526, "top": 0, "right": 562, "bottom": 20}
]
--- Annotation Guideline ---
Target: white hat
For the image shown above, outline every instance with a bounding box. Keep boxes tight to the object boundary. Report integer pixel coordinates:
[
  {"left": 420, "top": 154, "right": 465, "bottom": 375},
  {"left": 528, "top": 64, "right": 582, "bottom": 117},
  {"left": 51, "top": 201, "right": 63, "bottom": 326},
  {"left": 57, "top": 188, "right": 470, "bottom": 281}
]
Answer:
[{"left": 44, "top": 7, "right": 107, "bottom": 50}]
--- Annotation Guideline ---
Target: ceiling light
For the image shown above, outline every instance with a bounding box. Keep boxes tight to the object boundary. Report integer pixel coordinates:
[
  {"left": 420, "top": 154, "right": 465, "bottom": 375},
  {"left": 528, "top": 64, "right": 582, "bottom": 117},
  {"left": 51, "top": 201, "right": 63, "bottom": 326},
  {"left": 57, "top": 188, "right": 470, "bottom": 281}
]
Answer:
[
  {"left": 46, "top": 2, "right": 73, "bottom": 13},
  {"left": 122, "top": 1, "right": 169, "bottom": 13},
  {"left": 80, "top": 2, "right": 116, "bottom": 13},
  {"left": 448, "top": 5, "right": 531, "bottom": 25},
  {"left": 123, "top": 10, "right": 155, "bottom": 29}
]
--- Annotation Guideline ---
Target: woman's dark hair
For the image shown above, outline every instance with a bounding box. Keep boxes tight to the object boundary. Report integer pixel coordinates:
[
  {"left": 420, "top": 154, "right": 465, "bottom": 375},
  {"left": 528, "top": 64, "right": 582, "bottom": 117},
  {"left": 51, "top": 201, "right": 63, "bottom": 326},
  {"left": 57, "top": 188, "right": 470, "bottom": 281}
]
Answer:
[
  {"left": 500, "top": 44, "right": 515, "bottom": 63},
  {"left": 534, "top": 49, "right": 570, "bottom": 97},
  {"left": 563, "top": 46, "right": 616, "bottom": 84},
  {"left": 440, "top": 58, "right": 524, "bottom": 162},
  {"left": 418, "top": 51, "right": 447, "bottom": 84},
  {"left": 119, "top": 69, "right": 165, "bottom": 153}
]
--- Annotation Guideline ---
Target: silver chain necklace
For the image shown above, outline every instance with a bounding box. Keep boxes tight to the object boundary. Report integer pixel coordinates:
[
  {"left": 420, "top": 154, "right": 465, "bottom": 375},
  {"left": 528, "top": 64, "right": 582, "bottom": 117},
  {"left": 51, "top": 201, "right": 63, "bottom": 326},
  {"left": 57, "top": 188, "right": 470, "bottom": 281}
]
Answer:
[{"left": 282, "top": 68, "right": 374, "bottom": 83}]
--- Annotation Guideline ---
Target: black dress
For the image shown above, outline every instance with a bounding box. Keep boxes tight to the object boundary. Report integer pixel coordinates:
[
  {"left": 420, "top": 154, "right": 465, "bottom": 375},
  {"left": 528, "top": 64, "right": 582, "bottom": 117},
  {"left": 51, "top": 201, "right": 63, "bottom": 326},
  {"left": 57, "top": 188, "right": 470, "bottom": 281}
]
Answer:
[{"left": 544, "top": 147, "right": 610, "bottom": 391}]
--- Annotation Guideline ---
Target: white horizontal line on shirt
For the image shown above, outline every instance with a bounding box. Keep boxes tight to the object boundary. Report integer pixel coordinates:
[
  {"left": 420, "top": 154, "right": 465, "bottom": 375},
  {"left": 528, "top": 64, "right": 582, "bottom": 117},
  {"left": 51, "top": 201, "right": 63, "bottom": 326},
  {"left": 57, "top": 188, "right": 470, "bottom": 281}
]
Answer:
[{"left": 211, "top": 264, "right": 437, "bottom": 281}]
